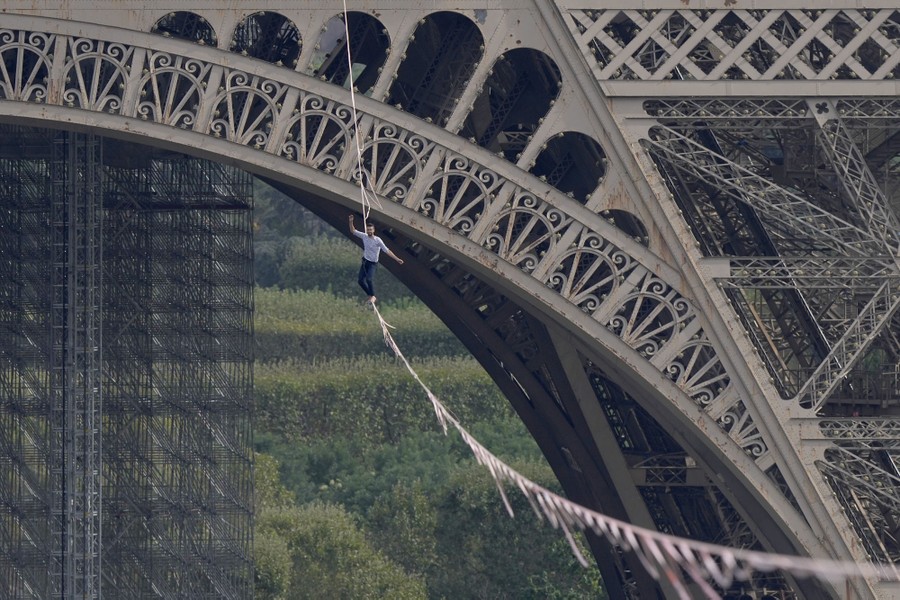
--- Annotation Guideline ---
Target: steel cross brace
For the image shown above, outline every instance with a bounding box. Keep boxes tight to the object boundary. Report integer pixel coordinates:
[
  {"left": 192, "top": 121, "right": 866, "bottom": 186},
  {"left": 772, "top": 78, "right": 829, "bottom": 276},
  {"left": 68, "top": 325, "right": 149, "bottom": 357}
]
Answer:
[
  {"left": 796, "top": 279, "right": 900, "bottom": 411},
  {"left": 819, "top": 419, "right": 900, "bottom": 440},
  {"left": 818, "top": 446, "right": 900, "bottom": 515},
  {"left": 787, "top": 99, "right": 900, "bottom": 408},
  {"left": 643, "top": 128, "right": 884, "bottom": 257}
]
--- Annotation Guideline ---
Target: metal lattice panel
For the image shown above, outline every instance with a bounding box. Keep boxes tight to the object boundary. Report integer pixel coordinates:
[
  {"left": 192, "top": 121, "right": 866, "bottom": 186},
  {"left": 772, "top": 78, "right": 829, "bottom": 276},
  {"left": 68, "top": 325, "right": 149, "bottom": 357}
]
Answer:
[{"left": 569, "top": 8, "right": 900, "bottom": 81}]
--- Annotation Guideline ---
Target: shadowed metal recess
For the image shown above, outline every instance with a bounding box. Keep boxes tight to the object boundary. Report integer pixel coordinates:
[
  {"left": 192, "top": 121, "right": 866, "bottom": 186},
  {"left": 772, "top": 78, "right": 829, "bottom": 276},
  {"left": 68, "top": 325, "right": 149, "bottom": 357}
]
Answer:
[{"left": 0, "top": 126, "right": 254, "bottom": 599}]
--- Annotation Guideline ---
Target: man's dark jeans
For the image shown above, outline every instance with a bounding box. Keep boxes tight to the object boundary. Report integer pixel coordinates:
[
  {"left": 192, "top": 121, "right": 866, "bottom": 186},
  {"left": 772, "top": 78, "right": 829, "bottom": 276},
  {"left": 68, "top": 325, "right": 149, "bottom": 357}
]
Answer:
[{"left": 358, "top": 259, "right": 377, "bottom": 296}]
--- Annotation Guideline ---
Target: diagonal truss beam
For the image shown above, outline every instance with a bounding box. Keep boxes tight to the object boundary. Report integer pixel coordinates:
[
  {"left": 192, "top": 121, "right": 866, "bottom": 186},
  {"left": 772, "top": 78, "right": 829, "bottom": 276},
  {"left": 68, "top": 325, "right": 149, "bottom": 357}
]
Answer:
[
  {"left": 644, "top": 128, "right": 885, "bottom": 257},
  {"left": 797, "top": 280, "right": 900, "bottom": 411},
  {"left": 789, "top": 100, "right": 900, "bottom": 409},
  {"left": 818, "top": 419, "right": 900, "bottom": 441},
  {"left": 809, "top": 100, "right": 900, "bottom": 255},
  {"left": 820, "top": 447, "right": 900, "bottom": 515}
]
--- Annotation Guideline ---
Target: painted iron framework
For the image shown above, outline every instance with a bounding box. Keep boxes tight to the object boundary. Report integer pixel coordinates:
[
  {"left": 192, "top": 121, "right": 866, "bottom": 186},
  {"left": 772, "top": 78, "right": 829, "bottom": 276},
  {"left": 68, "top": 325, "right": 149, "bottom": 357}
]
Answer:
[
  {"left": 0, "top": 126, "right": 254, "bottom": 599},
  {"left": 0, "top": 2, "right": 896, "bottom": 598}
]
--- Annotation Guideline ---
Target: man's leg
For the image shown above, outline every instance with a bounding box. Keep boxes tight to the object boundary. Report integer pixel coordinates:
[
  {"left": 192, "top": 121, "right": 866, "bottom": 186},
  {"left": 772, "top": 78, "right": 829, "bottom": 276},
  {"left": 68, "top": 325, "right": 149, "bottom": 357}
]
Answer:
[
  {"left": 358, "top": 260, "right": 376, "bottom": 301},
  {"left": 358, "top": 261, "right": 372, "bottom": 295},
  {"left": 364, "top": 261, "right": 377, "bottom": 302}
]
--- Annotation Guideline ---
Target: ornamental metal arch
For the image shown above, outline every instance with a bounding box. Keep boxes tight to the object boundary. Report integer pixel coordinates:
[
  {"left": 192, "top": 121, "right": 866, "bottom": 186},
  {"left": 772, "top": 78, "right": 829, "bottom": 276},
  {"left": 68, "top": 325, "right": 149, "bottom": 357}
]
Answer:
[{"left": 0, "top": 12, "right": 889, "bottom": 599}]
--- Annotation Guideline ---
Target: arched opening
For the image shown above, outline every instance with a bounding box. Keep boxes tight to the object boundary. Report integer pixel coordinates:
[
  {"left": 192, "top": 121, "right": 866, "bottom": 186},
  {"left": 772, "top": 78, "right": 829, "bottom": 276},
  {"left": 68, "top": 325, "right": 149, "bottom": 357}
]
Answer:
[
  {"left": 231, "top": 11, "right": 301, "bottom": 67},
  {"left": 306, "top": 12, "right": 390, "bottom": 95},
  {"left": 529, "top": 132, "right": 606, "bottom": 203},
  {"left": 459, "top": 48, "right": 561, "bottom": 161},
  {"left": 151, "top": 11, "right": 217, "bottom": 46},
  {"left": 385, "top": 11, "right": 484, "bottom": 125}
]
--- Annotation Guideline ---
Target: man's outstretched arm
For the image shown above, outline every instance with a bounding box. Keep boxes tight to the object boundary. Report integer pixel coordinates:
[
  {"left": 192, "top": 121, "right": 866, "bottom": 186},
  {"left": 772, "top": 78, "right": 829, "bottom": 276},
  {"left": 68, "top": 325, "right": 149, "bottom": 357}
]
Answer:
[{"left": 384, "top": 247, "right": 404, "bottom": 265}]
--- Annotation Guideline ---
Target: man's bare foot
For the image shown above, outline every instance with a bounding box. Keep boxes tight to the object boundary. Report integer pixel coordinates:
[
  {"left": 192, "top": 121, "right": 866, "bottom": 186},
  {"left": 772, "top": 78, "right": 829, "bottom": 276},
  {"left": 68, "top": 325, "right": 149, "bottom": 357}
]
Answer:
[{"left": 367, "top": 296, "right": 377, "bottom": 304}]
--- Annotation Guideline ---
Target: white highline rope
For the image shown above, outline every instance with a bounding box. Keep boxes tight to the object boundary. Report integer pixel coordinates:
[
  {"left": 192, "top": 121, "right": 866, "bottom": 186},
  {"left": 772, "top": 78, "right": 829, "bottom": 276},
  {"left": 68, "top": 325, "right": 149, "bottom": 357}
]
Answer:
[
  {"left": 341, "top": 0, "right": 381, "bottom": 227},
  {"left": 371, "top": 303, "right": 898, "bottom": 599}
]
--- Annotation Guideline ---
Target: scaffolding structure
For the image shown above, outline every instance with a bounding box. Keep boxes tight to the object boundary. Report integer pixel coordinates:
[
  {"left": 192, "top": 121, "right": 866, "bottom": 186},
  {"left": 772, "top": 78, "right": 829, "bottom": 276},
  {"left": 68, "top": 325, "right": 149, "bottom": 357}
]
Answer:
[{"left": 0, "top": 126, "right": 254, "bottom": 599}]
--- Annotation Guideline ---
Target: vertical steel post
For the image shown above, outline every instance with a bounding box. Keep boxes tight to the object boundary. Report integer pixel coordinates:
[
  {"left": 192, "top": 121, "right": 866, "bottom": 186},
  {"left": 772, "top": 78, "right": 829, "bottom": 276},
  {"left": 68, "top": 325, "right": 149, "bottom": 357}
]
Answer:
[{"left": 49, "top": 132, "right": 102, "bottom": 600}]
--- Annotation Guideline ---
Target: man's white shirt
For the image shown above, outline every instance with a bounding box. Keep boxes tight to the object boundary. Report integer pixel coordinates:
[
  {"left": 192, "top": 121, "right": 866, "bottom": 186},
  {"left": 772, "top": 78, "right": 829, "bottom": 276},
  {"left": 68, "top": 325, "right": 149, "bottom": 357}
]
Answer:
[{"left": 353, "top": 229, "right": 389, "bottom": 262}]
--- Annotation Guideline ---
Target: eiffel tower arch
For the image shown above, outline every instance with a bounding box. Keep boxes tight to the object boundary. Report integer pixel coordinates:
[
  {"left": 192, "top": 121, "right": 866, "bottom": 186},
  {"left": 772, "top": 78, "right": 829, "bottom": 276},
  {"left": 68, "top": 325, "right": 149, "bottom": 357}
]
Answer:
[{"left": 0, "top": 3, "right": 897, "bottom": 599}]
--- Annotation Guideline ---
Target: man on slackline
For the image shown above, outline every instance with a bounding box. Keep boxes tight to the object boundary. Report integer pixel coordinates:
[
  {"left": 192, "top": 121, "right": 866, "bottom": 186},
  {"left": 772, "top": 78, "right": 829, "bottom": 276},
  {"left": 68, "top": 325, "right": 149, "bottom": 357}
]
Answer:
[{"left": 349, "top": 214, "right": 404, "bottom": 305}]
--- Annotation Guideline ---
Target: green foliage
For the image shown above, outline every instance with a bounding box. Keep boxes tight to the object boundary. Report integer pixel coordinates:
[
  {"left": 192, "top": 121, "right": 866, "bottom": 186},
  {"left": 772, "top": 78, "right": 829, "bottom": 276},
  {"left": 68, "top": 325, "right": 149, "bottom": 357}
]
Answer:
[
  {"left": 429, "top": 462, "right": 606, "bottom": 599},
  {"left": 254, "top": 452, "right": 299, "bottom": 599},
  {"left": 526, "top": 537, "right": 607, "bottom": 600},
  {"left": 463, "top": 417, "right": 546, "bottom": 464},
  {"left": 254, "top": 453, "right": 427, "bottom": 600},
  {"left": 257, "top": 428, "right": 462, "bottom": 517},
  {"left": 255, "top": 288, "right": 464, "bottom": 362},
  {"left": 253, "top": 179, "right": 335, "bottom": 241},
  {"left": 254, "top": 529, "right": 293, "bottom": 600},
  {"left": 255, "top": 452, "right": 296, "bottom": 512},
  {"left": 258, "top": 502, "right": 427, "bottom": 600},
  {"left": 255, "top": 355, "right": 510, "bottom": 445},
  {"left": 366, "top": 480, "right": 439, "bottom": 579},
  {"left": 255, "top": 428, "right": 603, "bottom": 599},
  {"left": 253, "top": 179, "right": 335, "bottom": 288}
]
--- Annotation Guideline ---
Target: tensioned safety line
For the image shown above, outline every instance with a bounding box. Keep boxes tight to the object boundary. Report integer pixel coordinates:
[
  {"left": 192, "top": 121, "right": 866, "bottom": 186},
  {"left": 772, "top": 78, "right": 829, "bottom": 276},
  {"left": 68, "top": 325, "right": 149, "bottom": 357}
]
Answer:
[{"left": 337, "top": 5, "right": 899, "bottom": 597}]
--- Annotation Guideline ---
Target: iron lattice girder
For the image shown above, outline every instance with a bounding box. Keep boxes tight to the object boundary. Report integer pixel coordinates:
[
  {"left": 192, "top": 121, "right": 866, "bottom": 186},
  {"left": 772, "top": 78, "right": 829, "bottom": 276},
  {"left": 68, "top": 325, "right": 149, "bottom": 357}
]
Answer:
[
  {"left": 819, "top": 450, "right": 900, "bottom": 530},
  {"left": 809, "top": 100, "right": 900, "bottom": 254},
  {"left": 814, "top": 417, "right": 900, "bottom": 560},
  {"left": 646, "top": 120, "right": 899, "bottom": 408},
  {"left": 644, "top": 127, "right": 884, "bottom": 257},
  {"left": 628, "top": 453, "right": 709, "bottom": 487},
  {"left": 718, "top": 257, "right": 898, "bottom": 289},
  {"left": 645, "top": 98, "right": 812, "bottom": 122},
  {"left": 569, "top": 8, "right": 900, "bottom": 81},
  {"left": 818, "top": 419, "right": 900, "bottom": 440},
  {"left": 644, "top": 97, "right": 900, "bottom": 126},
  {"left": 0, "top": 11, "right": 892, "bottom": 595}
]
